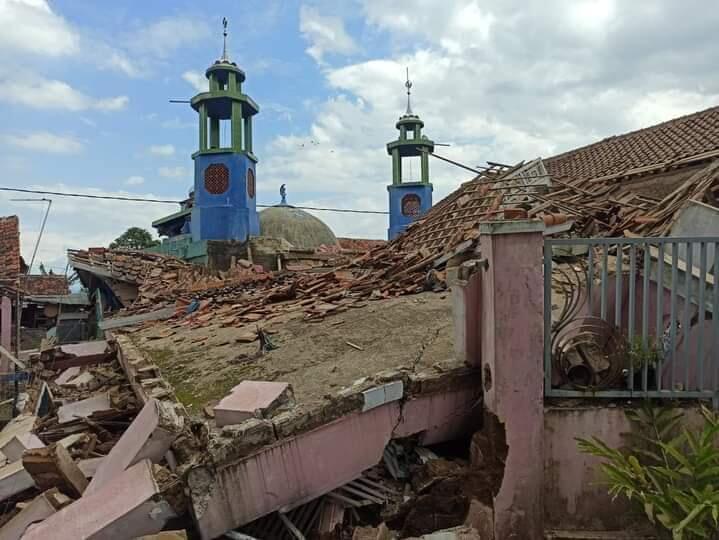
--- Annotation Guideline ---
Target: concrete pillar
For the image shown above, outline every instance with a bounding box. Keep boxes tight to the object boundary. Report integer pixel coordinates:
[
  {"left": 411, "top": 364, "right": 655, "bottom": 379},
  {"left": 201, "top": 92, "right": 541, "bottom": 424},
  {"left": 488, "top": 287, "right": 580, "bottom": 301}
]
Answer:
[
  {"left": 209, "top": 118, "right": 220, "bottom": 149},
  {"left": 392, "top": 149, "right": 402, "bottom": 185},
  {"left": 232, "top": 101, "right": 243, "bottom": 152},
  {"left": 199, "top": 104, "right": 208, "bottom": 151},
  {"left": 478, "top": 220, "right": 544, "bottom": 540},
  {"left": 1, "top": 296, "right": 10, "bottom": 373},
  {"left": 450, "top": 260, "right": 483, "bottom": 367},
  {"left": 244, "top": 116, "right": 252, "bottom": 153},
  {"left": 421, "top": 149, "right": 430, "bottom": 183}
]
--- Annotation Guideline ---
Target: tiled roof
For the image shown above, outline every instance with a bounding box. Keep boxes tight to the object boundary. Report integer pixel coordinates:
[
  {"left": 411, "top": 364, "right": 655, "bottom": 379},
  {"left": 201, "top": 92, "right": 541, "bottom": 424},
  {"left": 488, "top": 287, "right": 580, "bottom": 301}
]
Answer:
[
  {"left": 24, "top": 275, "right": 70, "bottom": 296},
  {"left": 0, "top": 215, "right": 21, "bottom": 281},
  {"left": 336, "top": 238, "right": 387, "bottom": 252},
  {"left": 545, "top": 105, "right": 719, "bottom": 182},
  {"left": 391, "top": 164, "right": 521, "bottom": 253}
]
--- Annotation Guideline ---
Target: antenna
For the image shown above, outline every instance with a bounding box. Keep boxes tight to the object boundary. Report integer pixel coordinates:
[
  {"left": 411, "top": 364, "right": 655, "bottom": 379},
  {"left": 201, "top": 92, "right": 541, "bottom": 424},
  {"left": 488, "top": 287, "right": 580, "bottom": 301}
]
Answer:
[
  {"left": 405, "top": 67, "right": 413, "bottom": 115},
  {"left": 221, "top": 17, "right": 229, "bottom": 61},
  {"left": 9, "top": 198, "right": 52, "bottom": 275}
]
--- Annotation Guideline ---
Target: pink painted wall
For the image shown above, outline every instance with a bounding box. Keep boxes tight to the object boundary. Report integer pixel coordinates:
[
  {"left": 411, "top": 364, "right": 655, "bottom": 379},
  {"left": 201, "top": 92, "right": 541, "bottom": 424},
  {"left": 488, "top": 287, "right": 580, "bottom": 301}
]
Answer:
[
  {"left": 479, "top": 222, "right": 545, "bottom": 540},
  {"left": 1, "top": 296, "right": 11, "bottom": 373},
  {"left": 544, "top": 405, "right": 704, "bottom": 531},
  {"left": 191, "top": 386, "right": 481, "bottom": 540}
]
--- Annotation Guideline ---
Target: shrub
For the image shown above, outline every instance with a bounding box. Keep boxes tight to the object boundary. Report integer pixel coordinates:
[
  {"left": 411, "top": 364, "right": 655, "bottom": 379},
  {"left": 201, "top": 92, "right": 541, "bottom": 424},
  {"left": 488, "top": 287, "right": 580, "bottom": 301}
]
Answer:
[{"left": 577, "top": 403, "right": 719, "bottom": 539}]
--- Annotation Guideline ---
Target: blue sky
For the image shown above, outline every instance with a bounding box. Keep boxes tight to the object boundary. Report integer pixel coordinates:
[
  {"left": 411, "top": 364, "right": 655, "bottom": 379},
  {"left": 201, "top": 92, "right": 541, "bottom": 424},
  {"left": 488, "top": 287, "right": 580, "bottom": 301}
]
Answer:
[{"left": 1, "top": 0, "right": 718, "bottom": 272}]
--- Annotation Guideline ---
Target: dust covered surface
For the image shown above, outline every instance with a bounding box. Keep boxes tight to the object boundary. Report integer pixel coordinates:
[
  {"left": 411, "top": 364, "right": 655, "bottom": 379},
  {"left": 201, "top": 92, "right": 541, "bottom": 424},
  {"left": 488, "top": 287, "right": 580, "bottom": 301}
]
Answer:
[{"left": 126, "top": 292, "right": 456, "bottom": 413}]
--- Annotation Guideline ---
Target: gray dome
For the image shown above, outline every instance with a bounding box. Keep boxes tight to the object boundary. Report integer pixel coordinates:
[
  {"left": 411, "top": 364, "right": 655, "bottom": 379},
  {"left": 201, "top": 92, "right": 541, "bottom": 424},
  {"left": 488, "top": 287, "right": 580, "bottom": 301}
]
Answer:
[{"left": 259, "top": 205, "right": 338, "bottom": 250}]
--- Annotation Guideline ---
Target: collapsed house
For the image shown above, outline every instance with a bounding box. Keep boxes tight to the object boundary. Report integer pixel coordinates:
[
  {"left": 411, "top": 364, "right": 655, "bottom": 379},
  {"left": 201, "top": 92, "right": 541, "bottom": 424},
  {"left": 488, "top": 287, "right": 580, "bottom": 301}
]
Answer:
[{"left": 0, "top": 105, "right": 717, "bottom": 539}]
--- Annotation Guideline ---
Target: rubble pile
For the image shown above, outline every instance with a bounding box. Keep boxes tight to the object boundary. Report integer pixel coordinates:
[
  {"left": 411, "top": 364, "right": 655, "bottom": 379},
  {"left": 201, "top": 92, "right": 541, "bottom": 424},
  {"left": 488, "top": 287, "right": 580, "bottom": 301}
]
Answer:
[
  {"left": 68, "top": 247, "right": 191, "bottom": 286},
  {"left": 125, "top": 243, "right": 448, "bottom": 331},
  {"left": 393, "top": 158, "right": 719, "bottom": 254},
  {"left": 528, "top": 157, "right": 719, "bottom": 238},
  {"left": 231, "top": 433, "right": 504, "bottom": 540},
  {"left": 0, "top": 340, "right": 185, "bottom": 539}
]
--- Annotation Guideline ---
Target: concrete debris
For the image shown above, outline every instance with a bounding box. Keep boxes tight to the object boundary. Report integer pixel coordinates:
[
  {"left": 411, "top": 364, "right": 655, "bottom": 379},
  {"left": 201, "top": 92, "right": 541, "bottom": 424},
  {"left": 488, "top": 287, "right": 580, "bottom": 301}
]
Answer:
[
  {"left": 0, "top": 415, "right": 38, "bottom": 462},
  {"left": 56, "top": 393, "right": 112, "bottom": 424},
  {"left": 22, "top": 442, "right": 89, "bottom": 498},
  {"left": 0, "top": 488, "right": 71, "bottom": 540},
  {"left": 0, "top": 433, "right": 44, "bottom": 463},
  {"left": 0, "top": 461, "right": 34, "bottom": 503},
  {"left": 37, "top": 340, "right": 114, "bottom": 371},
  {"left": 214, "top": 380, "right": 293, "bottom": 427},
  {"left": 20, "top": 460, "right": 178, "bottom": 540},
  {"left": 405, "top": 526, "right": 482, "bottom": 540},
  {"left": 54, "top": 367, "right": 81, "bottom": 386},
  {"left": 86, "top": 398, "right": 184, "bottom": 495},
  {"left": 61, "top": 370, "right": 98, "bottom": 390},
  {"left": 135, "top": 531, "right": 188, "bottom": 540},
  {"left": 77, "top": 457, "right": 104, "bottom": 479}
]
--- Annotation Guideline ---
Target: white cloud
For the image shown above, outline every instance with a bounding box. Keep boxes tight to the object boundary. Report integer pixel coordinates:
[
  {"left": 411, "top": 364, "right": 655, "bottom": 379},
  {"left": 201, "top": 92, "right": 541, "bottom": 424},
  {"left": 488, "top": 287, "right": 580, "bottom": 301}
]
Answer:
[
  {"left": 182, "top": 70, "right": 206, "bottom": 93},
  {"left": 149, "top": 144, "right": 176, "bottom": 157},
  {"left": 125, "top": 175, "right": 145, "bottom": 186},
  {"left": 299, "top": 5, "right": 358, "bottom": 63},
  {"left": 259, "top": 0, "right": 719, "bottom": 241},
  {"left": 127, "top": 16, "right": 210, "bottom": 59},
  {"left": 626, "top": 90, "right": 719, "bottom": 129},
  {"left": 3, "top": 131, "right": 84, "bottom": 154},
  {"left": 0, "top": 0, "right": 79, "bottom": 57},
  {"left": 101, "top": 48, "right": 142, "bottom": 78},
  {"left": 158, "top": 166, "right": 188, "bottom": 179},
  {"left": 1, "top": 184, "right": 171, "bottom": 272},
  {"left": 0, "top": 77, "right": 128, "bottom": 111}
]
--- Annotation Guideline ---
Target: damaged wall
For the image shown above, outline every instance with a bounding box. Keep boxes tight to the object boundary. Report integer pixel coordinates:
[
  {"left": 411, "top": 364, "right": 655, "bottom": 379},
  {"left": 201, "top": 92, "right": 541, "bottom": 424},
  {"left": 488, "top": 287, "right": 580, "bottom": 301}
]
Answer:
[
  {"left": 189, "top": 385, "right": 481, "bottom": 540},
  {"left": 543, "top": 404, "right": 705, "bottom": 531}
]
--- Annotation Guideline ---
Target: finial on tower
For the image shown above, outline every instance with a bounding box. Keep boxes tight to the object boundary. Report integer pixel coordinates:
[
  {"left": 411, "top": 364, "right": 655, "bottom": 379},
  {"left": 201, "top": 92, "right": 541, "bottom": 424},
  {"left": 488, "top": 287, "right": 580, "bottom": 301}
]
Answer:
[
  {"left": 405, "top": 67, "right": 413, "bottom": 116},
  {"left": 221, "top": 17, "right": 229, "bottom": 61}
]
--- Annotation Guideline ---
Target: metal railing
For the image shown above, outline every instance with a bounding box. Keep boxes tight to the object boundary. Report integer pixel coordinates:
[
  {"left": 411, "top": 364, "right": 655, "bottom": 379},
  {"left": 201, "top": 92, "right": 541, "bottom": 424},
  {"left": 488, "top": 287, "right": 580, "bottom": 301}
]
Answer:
[{"left": 544, "top": 237, "right": 719, "bottom": 403}]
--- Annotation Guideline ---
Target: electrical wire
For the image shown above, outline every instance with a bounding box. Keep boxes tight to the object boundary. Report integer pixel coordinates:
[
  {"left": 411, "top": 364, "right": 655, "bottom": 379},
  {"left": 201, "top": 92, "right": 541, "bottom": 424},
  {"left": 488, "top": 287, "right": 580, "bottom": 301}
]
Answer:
[{"left": 0, "top": 187, "right": 389, "bottom": 215}]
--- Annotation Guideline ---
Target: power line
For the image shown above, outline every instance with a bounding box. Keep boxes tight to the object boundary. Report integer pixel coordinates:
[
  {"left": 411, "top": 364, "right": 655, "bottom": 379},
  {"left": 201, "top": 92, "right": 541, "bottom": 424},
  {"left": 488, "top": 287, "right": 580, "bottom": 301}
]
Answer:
[{"left": 0, "top": 187, "right": 389, "bottom": 215}]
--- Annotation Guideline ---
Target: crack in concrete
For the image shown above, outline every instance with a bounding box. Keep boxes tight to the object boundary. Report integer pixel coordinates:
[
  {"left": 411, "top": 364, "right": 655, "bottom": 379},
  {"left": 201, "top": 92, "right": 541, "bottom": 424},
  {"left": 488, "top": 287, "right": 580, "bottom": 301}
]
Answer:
[
  {"left": 390, "top": 327, "right": 443, "bottom": 438},
  {"left": 410, "top": 326, "right": 443, "bottom": 373}
]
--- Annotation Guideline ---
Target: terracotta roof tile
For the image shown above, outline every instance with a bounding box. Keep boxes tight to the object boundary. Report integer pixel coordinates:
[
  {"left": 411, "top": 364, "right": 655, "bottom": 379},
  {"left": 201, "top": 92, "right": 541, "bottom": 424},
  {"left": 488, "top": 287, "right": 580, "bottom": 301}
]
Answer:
[{"left": 545, "top": 105, "right": 719, "bottom": 182}]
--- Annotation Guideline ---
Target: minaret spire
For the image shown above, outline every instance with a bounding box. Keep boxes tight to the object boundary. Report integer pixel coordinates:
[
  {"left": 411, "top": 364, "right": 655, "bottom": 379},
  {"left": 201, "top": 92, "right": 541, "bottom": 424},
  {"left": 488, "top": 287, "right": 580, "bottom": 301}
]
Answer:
[
  {"left": 405, "top": 67, "right": 413, "bottom": 116},
  {"left": 221, "top": 17, "right": 229, "bottom": 61}
]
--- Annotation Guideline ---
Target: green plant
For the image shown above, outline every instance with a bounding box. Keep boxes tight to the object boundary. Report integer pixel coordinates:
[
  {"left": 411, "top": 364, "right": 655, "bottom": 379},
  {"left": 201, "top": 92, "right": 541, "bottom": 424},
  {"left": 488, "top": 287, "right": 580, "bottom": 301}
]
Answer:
[
  {"left": 577, "top": 403, "right": 719, "bottom": 539},
  {"left": 109, "top": 227, "right": 160, "bottom": 250},
  {"left": 627, "top": 336, "right": 661, "bottom": 371}
]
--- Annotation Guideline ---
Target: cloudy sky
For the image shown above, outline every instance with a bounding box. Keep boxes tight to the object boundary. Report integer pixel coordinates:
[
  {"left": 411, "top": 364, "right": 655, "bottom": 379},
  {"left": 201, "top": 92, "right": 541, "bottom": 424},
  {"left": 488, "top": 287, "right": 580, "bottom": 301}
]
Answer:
[{"left": 1, "top": 0, "right": 718, "bottom": 272}]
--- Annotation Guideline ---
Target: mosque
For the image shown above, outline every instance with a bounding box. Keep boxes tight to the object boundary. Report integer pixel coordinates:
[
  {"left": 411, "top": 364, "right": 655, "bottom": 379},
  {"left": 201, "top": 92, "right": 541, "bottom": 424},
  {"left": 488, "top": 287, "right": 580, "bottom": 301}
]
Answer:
[{"left": 150, "top": 21, "right": 434, "bottom": 267}]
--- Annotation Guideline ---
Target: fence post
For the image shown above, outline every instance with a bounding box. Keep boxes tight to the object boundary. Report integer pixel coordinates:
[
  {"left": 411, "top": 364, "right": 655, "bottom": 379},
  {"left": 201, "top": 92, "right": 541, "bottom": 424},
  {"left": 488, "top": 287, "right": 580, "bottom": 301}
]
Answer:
[{"left": 479, "top": 219, "right": 545, "bottom": 540}]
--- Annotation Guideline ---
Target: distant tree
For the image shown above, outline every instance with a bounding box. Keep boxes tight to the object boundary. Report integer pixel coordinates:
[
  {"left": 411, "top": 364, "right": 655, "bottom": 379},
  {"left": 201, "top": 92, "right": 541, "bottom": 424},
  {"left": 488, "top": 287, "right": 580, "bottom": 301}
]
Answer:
[{"left": 109, "top": 227, "right": 160, "bottom": 250}]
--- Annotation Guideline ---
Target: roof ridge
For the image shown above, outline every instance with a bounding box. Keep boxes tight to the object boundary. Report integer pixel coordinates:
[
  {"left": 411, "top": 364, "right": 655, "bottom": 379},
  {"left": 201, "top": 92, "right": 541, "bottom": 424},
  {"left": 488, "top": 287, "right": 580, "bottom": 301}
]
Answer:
[{"left": 546, "top": 103, "right": 719, "bottom": 163}]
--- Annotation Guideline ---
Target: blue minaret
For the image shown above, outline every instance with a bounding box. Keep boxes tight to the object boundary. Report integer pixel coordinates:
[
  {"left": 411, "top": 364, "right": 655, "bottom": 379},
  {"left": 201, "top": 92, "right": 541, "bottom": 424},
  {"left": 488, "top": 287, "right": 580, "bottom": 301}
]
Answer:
[
  {"left": 190, "top": 18, "right": 260, "bottom": 242},
  {"left": 386, "top": 69, "right": 434, "bottom": 240}
]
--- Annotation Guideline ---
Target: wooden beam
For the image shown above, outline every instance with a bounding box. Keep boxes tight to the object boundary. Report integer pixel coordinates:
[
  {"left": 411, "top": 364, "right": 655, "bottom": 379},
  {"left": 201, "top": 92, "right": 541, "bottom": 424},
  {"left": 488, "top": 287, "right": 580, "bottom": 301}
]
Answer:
[{"left": 0, "top": 344, "right": 26, "bottom": 370}]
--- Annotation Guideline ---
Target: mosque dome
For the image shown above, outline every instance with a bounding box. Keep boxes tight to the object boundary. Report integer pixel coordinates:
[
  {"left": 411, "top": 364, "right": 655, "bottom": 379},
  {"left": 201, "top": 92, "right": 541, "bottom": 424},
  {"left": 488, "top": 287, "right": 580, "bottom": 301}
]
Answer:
[{"left": 259, "top": 205, "right": 338, "bottom": 250}]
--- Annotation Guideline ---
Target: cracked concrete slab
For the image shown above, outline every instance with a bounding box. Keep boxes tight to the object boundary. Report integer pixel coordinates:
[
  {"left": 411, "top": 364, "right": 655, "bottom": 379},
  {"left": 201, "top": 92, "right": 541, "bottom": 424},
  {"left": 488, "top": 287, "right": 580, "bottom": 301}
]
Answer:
[{"left": 131, "top": 293, "right": 457, "bottom": 413}]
